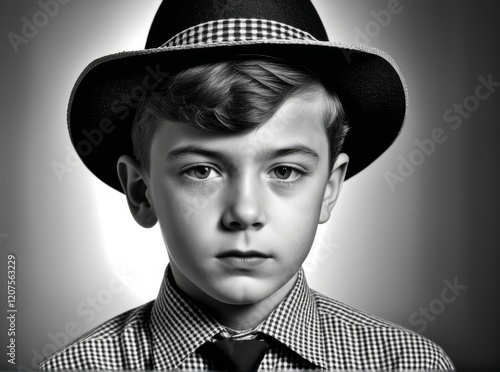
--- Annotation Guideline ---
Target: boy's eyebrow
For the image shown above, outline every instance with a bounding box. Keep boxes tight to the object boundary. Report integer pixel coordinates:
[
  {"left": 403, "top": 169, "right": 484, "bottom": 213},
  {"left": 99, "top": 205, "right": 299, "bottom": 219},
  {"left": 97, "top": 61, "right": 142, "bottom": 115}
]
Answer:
[
  {"left": 166, "top": 145, "right": 233, "bottom": 163},
  {"left": 166, "top": 144, "right": 320, "bottom": 162},
  {"left": 259, "top": 145, "right": 319, "bottom": 162}
]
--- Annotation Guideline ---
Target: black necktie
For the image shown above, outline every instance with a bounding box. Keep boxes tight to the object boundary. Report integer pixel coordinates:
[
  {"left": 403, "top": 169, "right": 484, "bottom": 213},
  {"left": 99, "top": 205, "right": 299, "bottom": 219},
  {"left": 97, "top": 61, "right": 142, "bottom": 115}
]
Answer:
[{"left": 199, "top": 337, "right": 272, "bottom": 372}]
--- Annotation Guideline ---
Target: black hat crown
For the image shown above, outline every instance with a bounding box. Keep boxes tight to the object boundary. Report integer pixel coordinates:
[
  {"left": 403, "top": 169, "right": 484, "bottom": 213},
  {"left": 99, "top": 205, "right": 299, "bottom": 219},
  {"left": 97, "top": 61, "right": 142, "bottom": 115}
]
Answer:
[{"left": 145, "top": 0, "right": 329, "bottom": 48}]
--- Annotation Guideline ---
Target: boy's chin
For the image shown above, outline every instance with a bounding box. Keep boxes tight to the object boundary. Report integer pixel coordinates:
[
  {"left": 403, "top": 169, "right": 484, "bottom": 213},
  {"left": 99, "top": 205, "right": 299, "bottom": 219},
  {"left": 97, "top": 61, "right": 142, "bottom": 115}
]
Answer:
[
  {"left": 206, "top": 275, "right": 293, "bottom": 306},
  {"left": 211, "top": 280, "right": 275, "bottom": 305}
]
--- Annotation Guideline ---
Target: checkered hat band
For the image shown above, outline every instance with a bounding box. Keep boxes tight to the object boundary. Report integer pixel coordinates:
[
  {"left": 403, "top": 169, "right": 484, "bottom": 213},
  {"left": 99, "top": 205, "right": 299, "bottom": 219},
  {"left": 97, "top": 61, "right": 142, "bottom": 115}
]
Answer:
[{"left": 162, "top": 18, "right": 318, "bottom": 47}]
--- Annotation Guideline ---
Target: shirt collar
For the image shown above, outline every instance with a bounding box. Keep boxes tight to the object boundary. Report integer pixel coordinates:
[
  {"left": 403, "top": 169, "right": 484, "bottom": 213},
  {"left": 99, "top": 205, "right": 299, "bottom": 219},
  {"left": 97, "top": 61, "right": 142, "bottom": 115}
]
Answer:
[
  {"left": 260, "top": 268, "right": 326, "bottom": 369},
  {"left": 151, "top": 265, "right": 326, "bottom": 370},
  {"left": 151, "top": 266, "right": 223, "bottom": 370}
]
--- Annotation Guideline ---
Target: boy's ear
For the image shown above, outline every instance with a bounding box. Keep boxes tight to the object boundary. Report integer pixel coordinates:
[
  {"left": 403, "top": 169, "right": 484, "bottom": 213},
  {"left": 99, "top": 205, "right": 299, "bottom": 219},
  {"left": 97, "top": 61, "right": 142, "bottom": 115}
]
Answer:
[
  {"left": 116, "top": 155, "right": 157, "bottom": 228},
  {"left": 319, "top": 153, "right": 349, "bottom": 224}
]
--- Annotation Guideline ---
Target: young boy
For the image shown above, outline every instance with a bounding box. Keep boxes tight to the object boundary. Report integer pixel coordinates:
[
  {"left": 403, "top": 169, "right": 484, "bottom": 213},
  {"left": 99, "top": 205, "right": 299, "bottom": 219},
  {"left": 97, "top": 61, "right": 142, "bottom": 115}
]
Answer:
[{"left": 40, "top": 0, "right": 455, "bottom": 370}]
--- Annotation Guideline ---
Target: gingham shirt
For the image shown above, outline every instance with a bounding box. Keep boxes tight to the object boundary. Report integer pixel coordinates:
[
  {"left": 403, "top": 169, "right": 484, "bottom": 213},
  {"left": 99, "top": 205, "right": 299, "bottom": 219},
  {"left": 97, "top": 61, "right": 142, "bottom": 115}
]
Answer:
[{"left": 39, "top": 266, "right": 455, "bottom": 370}]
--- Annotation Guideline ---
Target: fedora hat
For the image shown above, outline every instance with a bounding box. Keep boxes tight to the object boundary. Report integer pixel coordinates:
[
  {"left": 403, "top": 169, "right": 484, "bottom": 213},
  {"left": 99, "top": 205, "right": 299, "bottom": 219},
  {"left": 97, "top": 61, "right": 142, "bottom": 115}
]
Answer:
[{"left": 69, "top": 0, "right": 407, "bottom": 192}]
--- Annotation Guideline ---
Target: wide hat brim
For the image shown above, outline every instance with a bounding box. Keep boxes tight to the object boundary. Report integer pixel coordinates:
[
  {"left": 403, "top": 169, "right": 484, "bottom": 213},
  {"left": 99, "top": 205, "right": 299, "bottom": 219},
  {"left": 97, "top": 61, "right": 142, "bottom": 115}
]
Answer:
[{"left": 69, "top": 32, "right": 407, "bottom": 193}]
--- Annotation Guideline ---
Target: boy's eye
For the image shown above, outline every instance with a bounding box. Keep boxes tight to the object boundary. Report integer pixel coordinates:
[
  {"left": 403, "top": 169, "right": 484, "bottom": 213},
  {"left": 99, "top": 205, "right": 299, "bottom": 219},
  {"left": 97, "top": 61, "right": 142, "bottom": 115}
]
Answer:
[
  {"left": 267, "top": 166, "right": 301, "bottom": 180},
  {"left": 185, "top": 165, "right": 220, "bottom": 180}
]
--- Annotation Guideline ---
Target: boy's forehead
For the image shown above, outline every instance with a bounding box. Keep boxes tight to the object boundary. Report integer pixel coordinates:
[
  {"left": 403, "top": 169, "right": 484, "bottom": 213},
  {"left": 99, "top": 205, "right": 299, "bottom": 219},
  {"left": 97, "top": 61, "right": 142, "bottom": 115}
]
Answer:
[{"left": 152, "top": 95, "right": 330, "bottom": 161}]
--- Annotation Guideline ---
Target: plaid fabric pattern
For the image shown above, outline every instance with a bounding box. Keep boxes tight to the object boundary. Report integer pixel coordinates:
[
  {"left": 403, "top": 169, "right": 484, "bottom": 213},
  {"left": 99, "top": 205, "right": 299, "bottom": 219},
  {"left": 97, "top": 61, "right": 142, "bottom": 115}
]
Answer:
[
  {"left": 39, "top": 266, "right": 455, "bottom": 371},
  {"left": 162, "top": 18, "right": 318, "bottom": 48}
]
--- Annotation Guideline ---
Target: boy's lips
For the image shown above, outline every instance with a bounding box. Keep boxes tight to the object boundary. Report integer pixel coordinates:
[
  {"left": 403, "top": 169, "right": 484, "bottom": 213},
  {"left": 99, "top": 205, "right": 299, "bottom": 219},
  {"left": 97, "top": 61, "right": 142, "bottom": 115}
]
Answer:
[{"left": 217, "top": 250, "right": 272, "bottom": 268}]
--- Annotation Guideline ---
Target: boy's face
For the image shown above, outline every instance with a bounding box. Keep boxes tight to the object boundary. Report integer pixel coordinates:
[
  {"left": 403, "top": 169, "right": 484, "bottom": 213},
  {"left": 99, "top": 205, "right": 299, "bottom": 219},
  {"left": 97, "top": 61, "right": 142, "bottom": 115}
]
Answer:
[{"left": 126, "top": 93, "right": 347, "bottom": 307}]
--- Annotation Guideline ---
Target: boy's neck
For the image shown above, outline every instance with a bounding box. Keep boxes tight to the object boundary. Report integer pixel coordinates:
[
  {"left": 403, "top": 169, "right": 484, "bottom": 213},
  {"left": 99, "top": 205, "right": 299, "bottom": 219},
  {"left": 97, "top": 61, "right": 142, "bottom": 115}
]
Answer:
[{"left": 170, "top": 266, "right": 299, "bottom": 330}]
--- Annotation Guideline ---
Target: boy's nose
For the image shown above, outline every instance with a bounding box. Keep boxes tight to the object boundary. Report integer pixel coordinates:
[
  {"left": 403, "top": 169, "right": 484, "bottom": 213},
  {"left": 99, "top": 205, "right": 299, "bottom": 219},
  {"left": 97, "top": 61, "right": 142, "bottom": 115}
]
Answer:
[{"left": 222, "top": 174, "right": 266, "bottom": 231}]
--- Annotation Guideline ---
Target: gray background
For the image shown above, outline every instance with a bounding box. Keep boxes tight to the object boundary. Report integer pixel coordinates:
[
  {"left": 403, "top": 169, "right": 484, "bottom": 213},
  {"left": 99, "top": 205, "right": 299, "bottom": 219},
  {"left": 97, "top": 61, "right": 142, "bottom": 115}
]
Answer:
[{"left": 1, "top": 0, "right": 499, "bottom": 370}]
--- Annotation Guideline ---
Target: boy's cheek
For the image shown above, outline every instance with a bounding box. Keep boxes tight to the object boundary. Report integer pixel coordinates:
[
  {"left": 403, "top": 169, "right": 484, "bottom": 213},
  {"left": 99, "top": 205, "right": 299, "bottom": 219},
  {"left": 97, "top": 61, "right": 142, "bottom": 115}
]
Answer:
[
  {"left": 150, "top": 174, "right": 220, "bottom": 221},
  {"left": 170, "top": 187, "right": 224, "bottom": 226},
  {"left": 271, "top": 191, "right": 324, "bottom": 222}
]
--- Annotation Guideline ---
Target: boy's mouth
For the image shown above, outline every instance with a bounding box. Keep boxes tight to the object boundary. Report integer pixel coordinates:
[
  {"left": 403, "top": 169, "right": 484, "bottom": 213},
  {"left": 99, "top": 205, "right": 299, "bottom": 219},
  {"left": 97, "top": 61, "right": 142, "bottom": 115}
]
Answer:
[{"left": 217, "top": 250, "right": 271, "bottom": 267}]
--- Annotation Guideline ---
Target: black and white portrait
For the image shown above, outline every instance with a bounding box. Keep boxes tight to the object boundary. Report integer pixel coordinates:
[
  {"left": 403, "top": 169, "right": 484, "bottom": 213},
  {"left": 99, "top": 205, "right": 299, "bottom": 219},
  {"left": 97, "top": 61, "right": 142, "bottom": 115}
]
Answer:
[{"left": 1, "top": 1, "right": 499, "bottom": 370}]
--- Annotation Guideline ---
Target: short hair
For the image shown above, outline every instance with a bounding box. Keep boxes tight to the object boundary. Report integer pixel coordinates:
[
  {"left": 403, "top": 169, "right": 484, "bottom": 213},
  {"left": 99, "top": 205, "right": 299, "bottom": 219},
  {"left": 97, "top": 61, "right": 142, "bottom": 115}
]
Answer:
[{"left": 132, "top": 57, "right": 349, "bottom": 172}]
